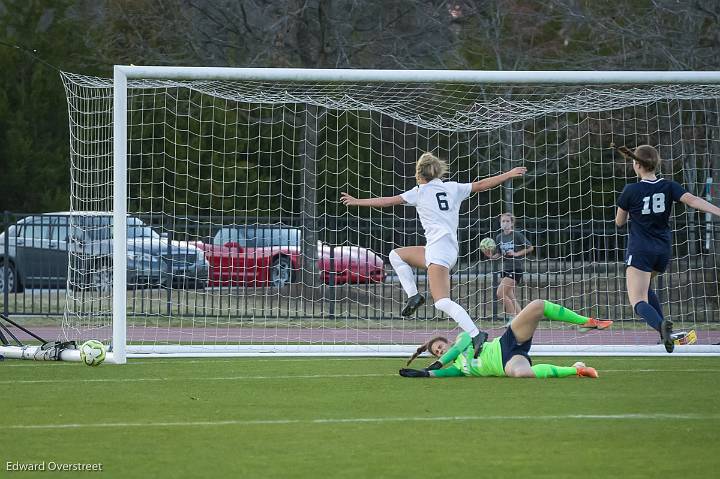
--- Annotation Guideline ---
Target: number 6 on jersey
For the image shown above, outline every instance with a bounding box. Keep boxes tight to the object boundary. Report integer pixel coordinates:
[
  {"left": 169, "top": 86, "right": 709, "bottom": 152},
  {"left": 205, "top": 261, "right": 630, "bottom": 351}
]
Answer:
[{"left": 436, "top": 192, "right": 449, "bottom": 211}]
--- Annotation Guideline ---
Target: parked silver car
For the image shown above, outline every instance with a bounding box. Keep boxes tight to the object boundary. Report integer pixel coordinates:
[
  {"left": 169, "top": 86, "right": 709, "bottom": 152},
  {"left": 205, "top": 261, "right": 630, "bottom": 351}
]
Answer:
[{"left": 0, "top": 212, "right": 209, "bottom": 292}]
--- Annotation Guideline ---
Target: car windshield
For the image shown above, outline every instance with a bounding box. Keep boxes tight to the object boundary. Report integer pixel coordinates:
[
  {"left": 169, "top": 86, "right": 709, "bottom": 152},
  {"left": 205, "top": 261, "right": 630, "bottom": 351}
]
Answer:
[
  {"left": 252, "top": 228, "right": 300, "bottom": 247},
  {"left": 217, "top": 227, "right": 301, "bottom": 247},
  {"left": 68, "top": 216, "right": 159, "bottom": 241}
]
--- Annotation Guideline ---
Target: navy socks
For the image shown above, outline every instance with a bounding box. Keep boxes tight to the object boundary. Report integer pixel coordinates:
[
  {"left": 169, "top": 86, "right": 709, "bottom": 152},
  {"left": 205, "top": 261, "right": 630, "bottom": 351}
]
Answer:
[
  {"left": 634, "top": 301, "right": 663, "bottom": 332},
  {"left": 647, "top": 289, "right": 664, "bottom": 320}
]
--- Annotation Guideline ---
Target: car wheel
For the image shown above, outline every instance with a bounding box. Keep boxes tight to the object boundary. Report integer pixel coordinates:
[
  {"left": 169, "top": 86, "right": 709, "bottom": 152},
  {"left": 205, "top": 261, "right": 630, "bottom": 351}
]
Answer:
[
  {"left": 270, "top": 256, "right": 294, "bottom": 288},
  {"left": 0, "top": 260, "right": 22, "bottom": 293}
]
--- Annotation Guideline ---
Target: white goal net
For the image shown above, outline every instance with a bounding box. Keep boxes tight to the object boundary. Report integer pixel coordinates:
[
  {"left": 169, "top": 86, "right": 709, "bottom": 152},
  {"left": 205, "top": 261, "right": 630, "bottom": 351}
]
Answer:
[{"left": 60, "top": 68, "right": 720, "bottom": 362}]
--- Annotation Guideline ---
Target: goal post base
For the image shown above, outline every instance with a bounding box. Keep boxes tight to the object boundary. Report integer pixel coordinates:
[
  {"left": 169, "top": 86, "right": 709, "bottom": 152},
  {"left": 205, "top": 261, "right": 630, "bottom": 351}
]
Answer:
[
  {"left": 0, "top": 344, "right": 81, "bottom": 361},
  {"left": 0, "top": 345, "right": 118, "bottom": 363}
]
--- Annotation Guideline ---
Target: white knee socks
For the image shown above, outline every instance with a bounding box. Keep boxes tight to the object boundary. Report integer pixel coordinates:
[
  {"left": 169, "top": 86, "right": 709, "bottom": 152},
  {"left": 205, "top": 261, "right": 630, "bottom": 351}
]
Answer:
[
  {"left": 389, "top": 250, "right": 418, "bottom": 297},
  {"left": 434, "top": 297, "right": 479, "bottom": 337}
]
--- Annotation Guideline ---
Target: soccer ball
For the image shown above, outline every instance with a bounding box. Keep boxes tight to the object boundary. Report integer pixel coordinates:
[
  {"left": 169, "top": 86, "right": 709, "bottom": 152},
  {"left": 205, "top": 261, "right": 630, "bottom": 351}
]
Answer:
[
  {"left": 79, "top": 340, "right": 106, "bottom": 366},
  {"left": 479, "top": 237, "right": 496, "bottom": 256}
]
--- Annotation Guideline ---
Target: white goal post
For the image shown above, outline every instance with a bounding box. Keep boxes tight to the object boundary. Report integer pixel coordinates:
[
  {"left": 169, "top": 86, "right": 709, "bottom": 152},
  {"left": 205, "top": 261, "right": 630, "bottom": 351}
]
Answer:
[{"left": 60, "top": 67, "right": 720, "bottom": 363}]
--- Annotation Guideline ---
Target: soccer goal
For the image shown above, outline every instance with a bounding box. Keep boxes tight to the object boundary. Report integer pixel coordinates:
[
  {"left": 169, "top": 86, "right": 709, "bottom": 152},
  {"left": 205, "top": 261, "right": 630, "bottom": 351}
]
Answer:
[{"left": 59, "top": 67, "right": 720, "bottom": 363}]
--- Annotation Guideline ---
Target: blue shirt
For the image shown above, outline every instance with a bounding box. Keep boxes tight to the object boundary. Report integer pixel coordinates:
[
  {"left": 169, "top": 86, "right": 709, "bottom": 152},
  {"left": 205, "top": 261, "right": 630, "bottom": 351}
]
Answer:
[{"left": 617, "top": 178, "right": 687, "bottom": 254}]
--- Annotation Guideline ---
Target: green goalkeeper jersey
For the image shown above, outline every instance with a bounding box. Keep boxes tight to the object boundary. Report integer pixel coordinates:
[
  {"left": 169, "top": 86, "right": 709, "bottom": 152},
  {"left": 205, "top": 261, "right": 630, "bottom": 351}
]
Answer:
[{"left": 436, "top": 332, "right": 505, "bottom": 377}]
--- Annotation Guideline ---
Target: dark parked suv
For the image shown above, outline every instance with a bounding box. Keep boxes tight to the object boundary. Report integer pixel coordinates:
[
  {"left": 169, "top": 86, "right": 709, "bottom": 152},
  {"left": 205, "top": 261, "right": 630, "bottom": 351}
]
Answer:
[{"left": 0, "top": 212, "right": 209, "bottom": 292}]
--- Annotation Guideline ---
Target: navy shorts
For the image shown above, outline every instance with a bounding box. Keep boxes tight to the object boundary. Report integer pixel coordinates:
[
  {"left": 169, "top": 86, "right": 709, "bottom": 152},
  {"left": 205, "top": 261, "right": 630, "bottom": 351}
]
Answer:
[
  {"left": 500, "top": 270, "right": 524, "bottom": 285},
  {"left": 625, "top": 251, "right": 670, "bottom": 273},
  {"left": 500, "top": 326, "right": 532, "bottom": 368}
]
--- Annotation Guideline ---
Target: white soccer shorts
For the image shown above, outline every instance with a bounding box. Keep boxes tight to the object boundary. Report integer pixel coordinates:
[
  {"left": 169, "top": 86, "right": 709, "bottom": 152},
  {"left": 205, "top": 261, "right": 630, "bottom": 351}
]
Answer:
[{"left": 424, "top": 236, "right": 459, "bottom": 269}]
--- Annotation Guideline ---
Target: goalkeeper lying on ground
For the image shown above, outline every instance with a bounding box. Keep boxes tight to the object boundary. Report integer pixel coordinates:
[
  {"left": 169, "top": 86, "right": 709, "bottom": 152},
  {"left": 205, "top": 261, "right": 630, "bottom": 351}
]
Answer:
[{"left": 400, "top": 300, "right": 612, "bottom": 379}]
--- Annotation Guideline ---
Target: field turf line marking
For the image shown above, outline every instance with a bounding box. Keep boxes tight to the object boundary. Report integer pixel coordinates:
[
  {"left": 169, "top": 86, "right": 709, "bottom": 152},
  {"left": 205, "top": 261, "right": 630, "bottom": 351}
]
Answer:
[
  {"left": 1, "top": 356, "right": 714, "bottom": 368},
  {"left": 0, "top": 357, "right": 393, "bottom": 367},
  {"left": 7, "top": 413, "right": 720, "bottom": 430},
  {"left": 598, "top": 369, "right": 720, "bottom": 373},
  {"left": 0, "top": 373, "right": 393, "bottom": 384}
]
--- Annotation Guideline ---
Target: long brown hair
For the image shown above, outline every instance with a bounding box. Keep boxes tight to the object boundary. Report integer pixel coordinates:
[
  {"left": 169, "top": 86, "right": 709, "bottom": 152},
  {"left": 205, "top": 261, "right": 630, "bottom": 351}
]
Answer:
[
  {"left": 406, "top": 336, "right": 448, "bottom": 366},
  {"left": 611, "top": 143, "right": 661, "bottom": 172}
]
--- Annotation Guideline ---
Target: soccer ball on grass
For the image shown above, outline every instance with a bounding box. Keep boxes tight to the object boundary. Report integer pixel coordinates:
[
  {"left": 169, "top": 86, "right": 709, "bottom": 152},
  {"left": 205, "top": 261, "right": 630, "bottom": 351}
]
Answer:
[{"left": 79, "top": 340, "right": 106, "bottom": 366}]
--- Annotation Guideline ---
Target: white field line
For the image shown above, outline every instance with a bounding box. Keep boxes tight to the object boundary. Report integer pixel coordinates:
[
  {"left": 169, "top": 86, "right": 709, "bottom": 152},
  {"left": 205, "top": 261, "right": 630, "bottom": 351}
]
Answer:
[
  {"left": 1, "top": 356, "right": 715, "bottom": 367},
  {"left": 2, "top": 368, "right": 719, "bottom": 385},
  {"left": 7, "top": 413, "right": 720, "bottom": 430},
  {"left": 0, "top": 357, "right": 394, "bottom": 367},
  {"left": 0, "top": 373, "right": 393, "bottom": 384},
  {"left": 601, "top": 368, "right": 720, "bottom": 372}
]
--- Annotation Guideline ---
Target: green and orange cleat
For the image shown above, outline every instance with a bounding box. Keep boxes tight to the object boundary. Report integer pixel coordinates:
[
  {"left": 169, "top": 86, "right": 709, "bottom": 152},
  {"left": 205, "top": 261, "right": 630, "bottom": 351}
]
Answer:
[
  {"left": 579, "top": 317, "right": 614, "bottom": 332},
  {"left": 672, "top": 329, "right": 696, "bottom": 346},
  {"left": 573, "top": 361, "right": 599, "bottom": 378}
]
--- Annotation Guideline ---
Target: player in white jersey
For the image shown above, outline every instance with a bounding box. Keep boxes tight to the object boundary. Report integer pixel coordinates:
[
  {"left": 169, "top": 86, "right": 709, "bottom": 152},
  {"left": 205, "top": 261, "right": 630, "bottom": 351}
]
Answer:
[{"left": 341, "top": 152, "right": 526, "bottom": 356}]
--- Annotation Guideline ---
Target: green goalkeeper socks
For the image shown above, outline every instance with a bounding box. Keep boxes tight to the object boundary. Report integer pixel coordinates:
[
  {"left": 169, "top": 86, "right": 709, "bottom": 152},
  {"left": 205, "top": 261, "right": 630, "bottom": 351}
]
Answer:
[
  {"left": 542, "top": 300, "right": 590, "bottom": 325},
  {"left": 531, "top": 364, "right": 577, "bottom": 379}
]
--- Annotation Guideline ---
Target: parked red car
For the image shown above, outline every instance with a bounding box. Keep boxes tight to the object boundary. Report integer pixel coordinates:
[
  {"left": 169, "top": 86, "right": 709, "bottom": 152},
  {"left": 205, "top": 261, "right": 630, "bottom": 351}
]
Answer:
[{"left": 194, "top": 226, "right": 385, "bottom": 287}]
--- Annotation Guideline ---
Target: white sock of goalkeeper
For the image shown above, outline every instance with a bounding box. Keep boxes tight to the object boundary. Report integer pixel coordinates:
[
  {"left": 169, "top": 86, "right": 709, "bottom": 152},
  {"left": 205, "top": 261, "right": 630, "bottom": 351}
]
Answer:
[
  {"left": 389, "top": 250, "right": 418, "bottom": 297},
  {"left": 434, "top": 297, "right": 480, "bottom": 337}
]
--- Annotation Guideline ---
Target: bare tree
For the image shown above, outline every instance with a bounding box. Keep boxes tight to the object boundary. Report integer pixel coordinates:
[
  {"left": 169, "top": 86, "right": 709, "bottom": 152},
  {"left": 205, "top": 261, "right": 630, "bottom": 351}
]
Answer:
[
  {"left": 76, "top": 0, "right": 464, "bottom": 69},
  {"left": 69, "top": 0, "right": 720, "bottom": 72}
]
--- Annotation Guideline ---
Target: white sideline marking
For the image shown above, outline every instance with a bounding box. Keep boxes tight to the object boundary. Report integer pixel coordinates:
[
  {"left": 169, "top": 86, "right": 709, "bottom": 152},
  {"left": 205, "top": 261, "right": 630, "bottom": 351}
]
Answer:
[
  {"left": 0, "top": 357, "right": 393, "bottom": 367},
  {"left": 598, "top": 369, "right": 720, "bottom": 373},
  {"left": 128, "top": 357, "right": 393, "bottom": 365},
  {"left": 7, "top": 413, "right": 719, "bottom": 430},
  {"left": 0, "top": 373, "right": 392, "bottom": 385},
  {"left": 1, "top": 356, "right": 714, "bottom": 367}
]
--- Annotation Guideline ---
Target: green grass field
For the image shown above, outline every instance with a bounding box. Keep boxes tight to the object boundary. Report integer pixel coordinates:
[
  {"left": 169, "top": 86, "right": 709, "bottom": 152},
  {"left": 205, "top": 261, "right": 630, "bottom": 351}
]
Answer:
[{"left": 3, "top": 356, "right": 720, "bottom": 478}]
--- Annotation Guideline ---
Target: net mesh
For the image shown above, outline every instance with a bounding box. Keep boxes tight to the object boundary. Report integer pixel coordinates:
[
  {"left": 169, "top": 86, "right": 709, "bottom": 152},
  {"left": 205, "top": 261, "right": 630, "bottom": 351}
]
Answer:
[{"left": 60, "top": 71, "right": 720, "bottom": 354}]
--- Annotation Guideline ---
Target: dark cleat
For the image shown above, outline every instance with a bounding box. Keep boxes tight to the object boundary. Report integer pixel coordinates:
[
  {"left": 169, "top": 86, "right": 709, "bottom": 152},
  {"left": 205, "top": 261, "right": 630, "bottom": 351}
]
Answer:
[
  {"left": 472, "top": 330, "right": 489, "bottom": 358},
  {"left": 660, "top": 319, "right": 675, "bottom": 353},
  {"left": 401, "top": 293, "right": 425, "bottom": 317}
]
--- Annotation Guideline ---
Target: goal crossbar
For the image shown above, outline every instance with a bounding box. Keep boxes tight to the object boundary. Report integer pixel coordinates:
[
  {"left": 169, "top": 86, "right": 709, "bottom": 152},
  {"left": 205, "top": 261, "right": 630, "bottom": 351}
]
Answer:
[{"left": 116, "top": 66, "right": 720, "bottom": 85}]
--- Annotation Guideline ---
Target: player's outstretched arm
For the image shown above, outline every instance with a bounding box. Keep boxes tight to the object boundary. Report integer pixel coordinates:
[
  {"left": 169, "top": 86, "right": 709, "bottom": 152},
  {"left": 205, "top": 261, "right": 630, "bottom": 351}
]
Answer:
[
  {"left": 679, "top": 192, "right": 720, "bottom": 217},
  {"left": 399, "top": 365, "right": 465, "bottom": 378},
  {"left": 340, "top": 192, "right": 405, "bottom": 208},
  {"left": 400, "top": 333, "right": 474, "bottom": 378},
  {"left": 438, "top": 332, "right": 472, "bottom": 365},
  {"left": 429, "top": 366, "right": 465, "bottom": 377},
  {"left": 471, "top": 166, "right": 527, "bottom": 193}
]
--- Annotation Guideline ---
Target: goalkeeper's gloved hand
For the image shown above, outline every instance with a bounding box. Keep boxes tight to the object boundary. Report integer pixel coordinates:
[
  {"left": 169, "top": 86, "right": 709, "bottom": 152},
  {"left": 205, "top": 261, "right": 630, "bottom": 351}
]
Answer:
[
  {"left": 399, "top": 368, "right": 430, "bottom": 378},
  {"left": 426, "top": 360, "right": 443, "bottom": 371}
]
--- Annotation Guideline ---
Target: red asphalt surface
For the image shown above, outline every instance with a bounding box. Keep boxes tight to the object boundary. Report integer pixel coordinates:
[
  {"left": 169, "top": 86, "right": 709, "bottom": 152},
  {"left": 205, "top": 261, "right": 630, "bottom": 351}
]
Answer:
[{"left": 14, "top": 326, "right": 720, "bottom": 346}]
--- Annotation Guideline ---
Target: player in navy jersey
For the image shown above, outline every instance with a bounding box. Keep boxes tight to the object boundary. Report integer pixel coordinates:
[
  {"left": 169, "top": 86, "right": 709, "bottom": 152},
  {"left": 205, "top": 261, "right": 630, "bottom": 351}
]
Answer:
[{"left": 615, "top": 144, "right": 720, "bottom": 352}]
